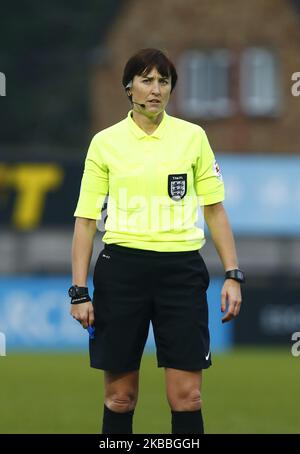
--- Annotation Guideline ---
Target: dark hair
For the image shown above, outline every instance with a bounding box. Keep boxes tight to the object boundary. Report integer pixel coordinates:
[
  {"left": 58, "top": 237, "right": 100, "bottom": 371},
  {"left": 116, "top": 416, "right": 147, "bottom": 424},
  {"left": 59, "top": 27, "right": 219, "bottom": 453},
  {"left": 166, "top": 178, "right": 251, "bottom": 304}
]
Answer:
[{"left": 122, "top": 48, "right": 177, "bottom": 92}]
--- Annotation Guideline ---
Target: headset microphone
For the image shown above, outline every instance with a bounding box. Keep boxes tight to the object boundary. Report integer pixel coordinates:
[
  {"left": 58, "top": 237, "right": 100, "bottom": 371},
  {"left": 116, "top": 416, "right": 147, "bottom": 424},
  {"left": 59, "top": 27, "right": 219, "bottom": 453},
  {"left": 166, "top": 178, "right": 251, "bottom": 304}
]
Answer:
[
  {"left": 125, "top": 82, "right": 146, "bottom": 108},
  {"left": 132, "top": 101, "right": 146, "bottom": 108}
]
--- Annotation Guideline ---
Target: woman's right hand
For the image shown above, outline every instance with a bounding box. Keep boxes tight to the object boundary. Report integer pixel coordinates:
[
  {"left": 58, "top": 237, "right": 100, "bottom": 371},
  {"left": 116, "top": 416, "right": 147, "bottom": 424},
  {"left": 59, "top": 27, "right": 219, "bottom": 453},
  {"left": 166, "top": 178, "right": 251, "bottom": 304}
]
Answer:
[{"left": 70, "top": 301, "right": 95, "bottom": 329}]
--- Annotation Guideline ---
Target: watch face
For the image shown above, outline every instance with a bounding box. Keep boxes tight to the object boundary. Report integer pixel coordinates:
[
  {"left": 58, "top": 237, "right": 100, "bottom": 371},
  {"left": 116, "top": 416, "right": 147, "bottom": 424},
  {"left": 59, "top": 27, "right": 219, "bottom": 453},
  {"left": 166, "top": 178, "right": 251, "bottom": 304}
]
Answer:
[
  {"left": 237, "top": 270, "right": 244, "bottom": 282},
  {"left": 68, "top": 286, "right": 76, "bottom": 298}
]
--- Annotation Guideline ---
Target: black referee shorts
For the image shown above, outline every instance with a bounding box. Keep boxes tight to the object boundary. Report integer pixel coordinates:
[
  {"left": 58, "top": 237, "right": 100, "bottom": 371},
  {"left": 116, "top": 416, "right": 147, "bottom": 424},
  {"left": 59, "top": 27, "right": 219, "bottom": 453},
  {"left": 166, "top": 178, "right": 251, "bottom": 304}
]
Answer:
[{"left": 90, "top": 243, "right": 212, "bottom": 373}]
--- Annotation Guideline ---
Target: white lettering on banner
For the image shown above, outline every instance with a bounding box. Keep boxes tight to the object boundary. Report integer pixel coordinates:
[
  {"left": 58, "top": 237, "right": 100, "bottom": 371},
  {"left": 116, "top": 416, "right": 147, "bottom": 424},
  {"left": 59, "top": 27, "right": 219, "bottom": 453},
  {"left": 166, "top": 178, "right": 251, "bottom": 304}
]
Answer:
[
  {"left": 260, "top": 305, "right": 300, "bottom": 334},
  {"left": 0, "top": 332, "right": 6, "bottom": 356}
]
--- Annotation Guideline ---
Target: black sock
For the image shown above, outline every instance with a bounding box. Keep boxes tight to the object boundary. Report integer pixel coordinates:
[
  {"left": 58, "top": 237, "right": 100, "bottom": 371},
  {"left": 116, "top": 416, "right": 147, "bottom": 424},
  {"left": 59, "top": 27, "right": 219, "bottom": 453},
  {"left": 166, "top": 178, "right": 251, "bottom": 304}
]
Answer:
[
  {"left": 102, "top": 404, "right": 135, "bottom": 434},
  {"left": 171, "top": 409, "right": 204, "bottom": 434}
]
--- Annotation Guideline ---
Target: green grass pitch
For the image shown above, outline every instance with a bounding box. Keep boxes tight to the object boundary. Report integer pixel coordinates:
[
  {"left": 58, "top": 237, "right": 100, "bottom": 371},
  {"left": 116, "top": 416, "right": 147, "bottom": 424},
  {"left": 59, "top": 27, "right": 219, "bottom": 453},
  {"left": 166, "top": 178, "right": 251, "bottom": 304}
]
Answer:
[{"left": 0, "top": 348, "right": 298, "bottom": 434}]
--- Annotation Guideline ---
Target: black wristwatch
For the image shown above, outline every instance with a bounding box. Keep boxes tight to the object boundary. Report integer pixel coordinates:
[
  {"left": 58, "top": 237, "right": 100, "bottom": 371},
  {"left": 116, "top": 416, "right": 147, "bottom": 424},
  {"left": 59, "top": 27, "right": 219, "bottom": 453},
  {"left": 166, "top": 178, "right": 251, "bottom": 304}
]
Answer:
[
  {"left": 68, "top": 285, "right": 91, "bottom": 304},
  {"left": 224, "top": 269, "right": 245, "bottom": 284}
]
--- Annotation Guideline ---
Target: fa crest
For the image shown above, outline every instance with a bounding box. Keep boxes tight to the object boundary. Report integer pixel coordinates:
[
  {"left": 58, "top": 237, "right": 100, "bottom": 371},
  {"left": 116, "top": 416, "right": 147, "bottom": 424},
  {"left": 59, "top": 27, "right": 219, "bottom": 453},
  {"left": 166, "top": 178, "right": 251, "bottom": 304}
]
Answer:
[{"left": 168, "top": 173, "right": 187, "bottom": 201}]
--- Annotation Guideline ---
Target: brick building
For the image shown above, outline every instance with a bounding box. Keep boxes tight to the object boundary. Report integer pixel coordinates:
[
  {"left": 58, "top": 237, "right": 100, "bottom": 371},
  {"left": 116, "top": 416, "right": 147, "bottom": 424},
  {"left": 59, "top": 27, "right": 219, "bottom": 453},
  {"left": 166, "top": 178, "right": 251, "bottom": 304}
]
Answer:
[{"left": 90, "top": 0, "right": 300, "bottom": 153}]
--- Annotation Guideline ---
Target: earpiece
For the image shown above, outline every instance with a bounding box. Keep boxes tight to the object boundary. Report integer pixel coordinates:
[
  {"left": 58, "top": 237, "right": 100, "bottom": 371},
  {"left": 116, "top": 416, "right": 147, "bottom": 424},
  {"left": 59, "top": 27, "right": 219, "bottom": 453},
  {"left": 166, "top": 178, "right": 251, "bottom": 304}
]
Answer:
[
  {"left": 125, "top": 80, "right": 145, "bottom": 108},
  {"left": 125, "top": 81, "right": 132, "bottom": 98}
]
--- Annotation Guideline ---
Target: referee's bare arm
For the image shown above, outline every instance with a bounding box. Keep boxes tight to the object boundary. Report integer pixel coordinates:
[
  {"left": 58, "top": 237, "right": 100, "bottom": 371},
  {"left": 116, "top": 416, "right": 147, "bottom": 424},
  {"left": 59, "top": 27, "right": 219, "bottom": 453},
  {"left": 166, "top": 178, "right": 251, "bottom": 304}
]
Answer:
[
  {"left": 70, "top": 217, "right": 97, "bottom": 328},
  {"left": 204, "top": 202, "right": 242, "bottom": 323}
]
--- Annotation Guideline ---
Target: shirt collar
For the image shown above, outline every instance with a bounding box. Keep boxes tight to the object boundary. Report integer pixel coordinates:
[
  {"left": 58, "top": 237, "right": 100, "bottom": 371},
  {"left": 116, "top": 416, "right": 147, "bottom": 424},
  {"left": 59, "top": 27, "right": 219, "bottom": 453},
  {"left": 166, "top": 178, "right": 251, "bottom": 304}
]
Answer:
[{"left": 127, "top": 110, "right": 168, "bottom": 140}]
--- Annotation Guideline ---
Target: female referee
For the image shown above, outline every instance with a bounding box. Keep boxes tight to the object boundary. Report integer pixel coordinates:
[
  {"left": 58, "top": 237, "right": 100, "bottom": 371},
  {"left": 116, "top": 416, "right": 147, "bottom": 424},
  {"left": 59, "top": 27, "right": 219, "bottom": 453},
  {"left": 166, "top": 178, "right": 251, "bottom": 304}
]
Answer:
[{"left": 69, "top": 48, "right": 244, "bottom": 434}]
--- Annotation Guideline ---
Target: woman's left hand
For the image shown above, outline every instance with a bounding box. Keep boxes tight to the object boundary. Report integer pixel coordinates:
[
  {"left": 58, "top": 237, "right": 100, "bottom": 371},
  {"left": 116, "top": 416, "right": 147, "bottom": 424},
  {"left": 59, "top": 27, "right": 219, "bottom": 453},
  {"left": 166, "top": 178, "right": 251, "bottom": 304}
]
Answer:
[{"left": 220, "top": 279, "right": 242, "bottom": 323}]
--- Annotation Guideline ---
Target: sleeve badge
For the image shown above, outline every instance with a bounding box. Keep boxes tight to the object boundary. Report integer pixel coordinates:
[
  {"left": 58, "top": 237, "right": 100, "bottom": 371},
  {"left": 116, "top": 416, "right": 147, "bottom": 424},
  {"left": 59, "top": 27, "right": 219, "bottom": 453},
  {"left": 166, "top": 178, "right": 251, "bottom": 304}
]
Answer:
[{"left": 213, "top": 160, "right": 223, "bottom": 181}]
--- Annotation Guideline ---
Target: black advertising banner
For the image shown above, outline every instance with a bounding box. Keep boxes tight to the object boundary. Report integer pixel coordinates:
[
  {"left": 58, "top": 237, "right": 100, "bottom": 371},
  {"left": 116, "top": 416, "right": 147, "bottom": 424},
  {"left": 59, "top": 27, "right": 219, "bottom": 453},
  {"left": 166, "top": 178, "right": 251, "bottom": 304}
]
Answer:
[
  {"left": 0, "top": 159, "right": 84, "bottom": 229},
  {"left": 234, "top": 278, "right": 300, "bottom": 345}
]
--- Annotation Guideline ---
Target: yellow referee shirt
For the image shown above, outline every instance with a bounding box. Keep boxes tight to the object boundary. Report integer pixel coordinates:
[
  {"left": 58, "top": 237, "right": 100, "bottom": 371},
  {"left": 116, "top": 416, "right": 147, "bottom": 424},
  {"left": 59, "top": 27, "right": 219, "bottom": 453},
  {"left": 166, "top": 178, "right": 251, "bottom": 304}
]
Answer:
[{"left": 74, "top": 110, "right": 224, "bottom": 252}]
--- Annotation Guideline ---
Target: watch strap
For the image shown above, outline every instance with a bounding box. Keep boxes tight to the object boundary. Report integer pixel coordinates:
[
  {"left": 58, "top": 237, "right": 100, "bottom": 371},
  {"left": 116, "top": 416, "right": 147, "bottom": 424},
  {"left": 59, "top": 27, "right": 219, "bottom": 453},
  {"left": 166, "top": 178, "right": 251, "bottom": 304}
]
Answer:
[
  {"left": 224, "top": 269, "right": 245, "bottom": 283},
  {"left": 68, "top": 285, "right": 91, "bottom": 303},
  {"left": 71, "top": 295, "right": 91, "bottom": 305}
]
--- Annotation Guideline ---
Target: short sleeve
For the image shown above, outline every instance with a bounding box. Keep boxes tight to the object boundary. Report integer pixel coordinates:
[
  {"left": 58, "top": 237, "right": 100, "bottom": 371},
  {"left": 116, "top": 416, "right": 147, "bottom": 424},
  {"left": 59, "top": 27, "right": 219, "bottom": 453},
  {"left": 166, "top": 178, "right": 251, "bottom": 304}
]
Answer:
[
  {"left": 74, "top": 136, "right": 109, "bottom": 220},
  {"left": 194, "top": 130, "right": 225, "bottom": 206}
]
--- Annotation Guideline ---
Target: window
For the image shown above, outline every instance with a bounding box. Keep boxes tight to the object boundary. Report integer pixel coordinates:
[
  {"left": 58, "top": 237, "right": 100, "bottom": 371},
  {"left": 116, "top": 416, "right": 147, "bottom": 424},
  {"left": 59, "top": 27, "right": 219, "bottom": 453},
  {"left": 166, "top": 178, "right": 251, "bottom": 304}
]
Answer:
[
  {"left": 178, "top": 49, "right": 233, "bottom": 118},
  {"left": 240, "top": 48, "right": 280, "bottom": 116}
]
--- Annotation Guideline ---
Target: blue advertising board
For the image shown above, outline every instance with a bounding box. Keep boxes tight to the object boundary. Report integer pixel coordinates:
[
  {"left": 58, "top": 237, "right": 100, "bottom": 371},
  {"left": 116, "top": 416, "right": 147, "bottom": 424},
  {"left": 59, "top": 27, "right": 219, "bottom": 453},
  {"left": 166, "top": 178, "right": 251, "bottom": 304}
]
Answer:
[
  {"left": 220, "top": 155, "right": 300, "bottom": 235},
  {"left": 0, "top": 276, "right": 232, "bottom": 354}
]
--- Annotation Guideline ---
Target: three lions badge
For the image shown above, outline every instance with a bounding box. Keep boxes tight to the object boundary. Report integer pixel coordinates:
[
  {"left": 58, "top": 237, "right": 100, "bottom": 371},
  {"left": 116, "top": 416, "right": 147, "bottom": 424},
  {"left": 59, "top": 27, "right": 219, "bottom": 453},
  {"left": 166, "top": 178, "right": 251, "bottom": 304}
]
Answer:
[{"left": 168, "top": 174, "right": 187, "bottom": 201}]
